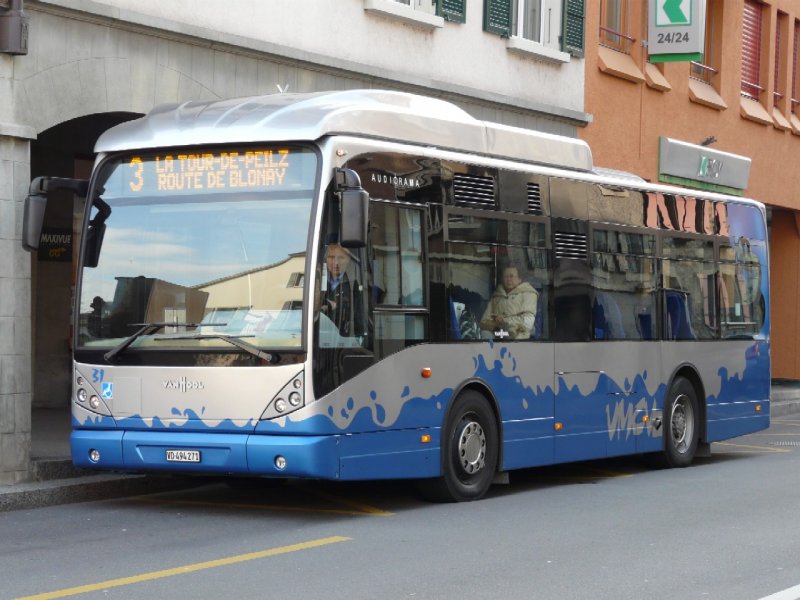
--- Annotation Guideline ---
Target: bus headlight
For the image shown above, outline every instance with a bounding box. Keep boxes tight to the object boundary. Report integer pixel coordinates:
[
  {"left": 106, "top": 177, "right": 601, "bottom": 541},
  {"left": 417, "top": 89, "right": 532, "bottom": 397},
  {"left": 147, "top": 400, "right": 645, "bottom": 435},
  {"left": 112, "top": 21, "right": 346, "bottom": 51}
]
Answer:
[
  {"left": 73, "top": 368, "right": 112, "bottom": 416},
  {"left": 260, "top": 371, "right": 306, "bottom": 420}
]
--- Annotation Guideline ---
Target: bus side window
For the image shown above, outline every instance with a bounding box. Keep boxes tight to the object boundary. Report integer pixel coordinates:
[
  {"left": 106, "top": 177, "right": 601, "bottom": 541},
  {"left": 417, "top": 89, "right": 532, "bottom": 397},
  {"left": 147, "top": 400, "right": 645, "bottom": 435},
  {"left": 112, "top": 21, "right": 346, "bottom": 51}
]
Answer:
[
  {"left": 445, "top": 243, "right": 491, "bottom": 340},
  {"left": 590, "top": 229, "right": 657, "bottom": 341}
]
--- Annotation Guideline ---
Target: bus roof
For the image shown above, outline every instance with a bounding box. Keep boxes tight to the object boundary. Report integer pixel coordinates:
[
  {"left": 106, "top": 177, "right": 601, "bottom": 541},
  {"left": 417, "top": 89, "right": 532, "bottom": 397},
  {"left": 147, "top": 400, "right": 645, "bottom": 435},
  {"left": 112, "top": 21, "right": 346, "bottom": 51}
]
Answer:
[{"left": 95, "top": 89, "right": 594, "bottom": 172}]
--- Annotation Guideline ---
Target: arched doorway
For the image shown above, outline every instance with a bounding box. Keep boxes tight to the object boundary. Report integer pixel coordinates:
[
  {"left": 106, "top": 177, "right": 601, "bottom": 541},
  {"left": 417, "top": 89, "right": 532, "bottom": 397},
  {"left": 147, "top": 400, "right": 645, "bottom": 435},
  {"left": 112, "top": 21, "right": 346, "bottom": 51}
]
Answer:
[{"left": 30, "top": 112, "right": 141, "bottom": 464}]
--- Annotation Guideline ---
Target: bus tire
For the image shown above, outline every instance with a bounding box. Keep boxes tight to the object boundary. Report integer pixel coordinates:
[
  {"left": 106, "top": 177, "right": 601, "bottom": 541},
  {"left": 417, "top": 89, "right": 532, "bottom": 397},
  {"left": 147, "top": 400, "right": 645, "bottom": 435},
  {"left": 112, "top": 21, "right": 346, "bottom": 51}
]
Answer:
[
  {"left": 662, "top": 376, "right": 699, "bottom": 468},
  {"left": 419, "top": 390, "right": 498, "bottom": 502}
]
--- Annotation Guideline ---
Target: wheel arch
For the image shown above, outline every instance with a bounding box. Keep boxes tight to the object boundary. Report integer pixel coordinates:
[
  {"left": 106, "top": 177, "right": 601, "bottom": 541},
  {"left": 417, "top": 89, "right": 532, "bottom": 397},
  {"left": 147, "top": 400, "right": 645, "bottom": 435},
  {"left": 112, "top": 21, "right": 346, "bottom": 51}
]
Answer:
[
  {"left": 666, "top": 363, "right": 707, "bottom": 443},
  {"left": 444, "top": 379, "right": 504, "bottom": 471}
]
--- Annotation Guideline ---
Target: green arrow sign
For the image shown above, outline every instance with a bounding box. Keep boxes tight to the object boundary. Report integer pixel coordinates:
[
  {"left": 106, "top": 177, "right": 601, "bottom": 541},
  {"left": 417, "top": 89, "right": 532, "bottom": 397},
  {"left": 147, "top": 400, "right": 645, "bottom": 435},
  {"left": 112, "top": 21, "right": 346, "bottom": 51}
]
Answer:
[{"left": 662, "top": 0, "right": 688, "bottom": 25}]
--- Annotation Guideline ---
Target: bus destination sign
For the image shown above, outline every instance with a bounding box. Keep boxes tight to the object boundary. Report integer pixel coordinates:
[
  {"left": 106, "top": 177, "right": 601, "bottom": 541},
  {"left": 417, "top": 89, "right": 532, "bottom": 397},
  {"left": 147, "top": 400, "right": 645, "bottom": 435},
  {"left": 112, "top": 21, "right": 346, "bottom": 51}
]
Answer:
[{"left": 124, "top": 149, "right": 294, "bottom": 195}]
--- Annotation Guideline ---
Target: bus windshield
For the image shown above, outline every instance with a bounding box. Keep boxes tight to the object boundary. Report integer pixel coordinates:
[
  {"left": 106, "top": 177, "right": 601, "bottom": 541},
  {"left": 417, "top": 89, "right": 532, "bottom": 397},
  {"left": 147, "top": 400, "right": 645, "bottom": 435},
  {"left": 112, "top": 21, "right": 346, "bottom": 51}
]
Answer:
[{"left": 77, "top": 146, "right": 318, "bottom": 353}]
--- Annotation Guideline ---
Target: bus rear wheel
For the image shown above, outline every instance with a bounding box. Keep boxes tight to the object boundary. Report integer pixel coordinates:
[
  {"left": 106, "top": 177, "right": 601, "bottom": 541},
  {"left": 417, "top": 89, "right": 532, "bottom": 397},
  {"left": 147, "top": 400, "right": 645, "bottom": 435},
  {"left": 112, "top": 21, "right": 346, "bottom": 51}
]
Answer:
[
  {"left": 661, "top": 377, "right": 699, "bottom": 468},
  {"left": 419, "top": 390, "right": 498, "bottom": 502}
]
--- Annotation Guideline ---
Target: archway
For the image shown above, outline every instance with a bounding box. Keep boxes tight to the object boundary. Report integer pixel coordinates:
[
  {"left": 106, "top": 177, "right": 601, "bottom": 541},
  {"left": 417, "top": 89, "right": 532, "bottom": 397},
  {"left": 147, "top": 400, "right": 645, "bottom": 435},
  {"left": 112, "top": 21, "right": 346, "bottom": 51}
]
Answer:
[{"left": 30, "top": 112, "right": 141, "bottom": 464}]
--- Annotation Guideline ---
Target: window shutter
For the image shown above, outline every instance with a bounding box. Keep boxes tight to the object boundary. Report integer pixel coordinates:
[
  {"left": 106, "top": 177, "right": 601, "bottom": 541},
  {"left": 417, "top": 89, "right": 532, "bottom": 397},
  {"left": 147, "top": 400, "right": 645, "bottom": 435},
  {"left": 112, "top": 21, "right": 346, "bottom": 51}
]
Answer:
[
  {"left": 774, "top": 15, "right": 782, "bottom": 106},
  {"left": 438, "top": 0, "right": 466, "bottom": 23},
  {"left": 793, "top": 21, "right": 799, "bottom": 105},
  {"left": 561, "top": 0, "right": 585, "bottom": 57},
  {"left": 741, "top": 0, "right": 763, "bottom": 98},
  {"left": 483, "top": 0, "right": 512, "bottom": 37}
]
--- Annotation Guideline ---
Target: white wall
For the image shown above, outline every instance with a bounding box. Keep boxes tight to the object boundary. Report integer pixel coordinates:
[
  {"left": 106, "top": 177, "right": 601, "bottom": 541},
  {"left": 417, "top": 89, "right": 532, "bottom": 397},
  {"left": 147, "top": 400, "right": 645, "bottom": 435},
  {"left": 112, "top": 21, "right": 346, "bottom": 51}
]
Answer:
[{"left": 51, "top": 0, "right": 585, "bottom": 114}]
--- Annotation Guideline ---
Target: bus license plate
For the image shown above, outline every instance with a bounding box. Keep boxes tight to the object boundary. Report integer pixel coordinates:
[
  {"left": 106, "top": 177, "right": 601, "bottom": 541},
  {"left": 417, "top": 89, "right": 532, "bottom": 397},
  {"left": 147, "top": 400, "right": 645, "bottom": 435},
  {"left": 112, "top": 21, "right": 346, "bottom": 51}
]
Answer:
[{"left": 166, "top": 449, "right": 201, "bottom": 463}]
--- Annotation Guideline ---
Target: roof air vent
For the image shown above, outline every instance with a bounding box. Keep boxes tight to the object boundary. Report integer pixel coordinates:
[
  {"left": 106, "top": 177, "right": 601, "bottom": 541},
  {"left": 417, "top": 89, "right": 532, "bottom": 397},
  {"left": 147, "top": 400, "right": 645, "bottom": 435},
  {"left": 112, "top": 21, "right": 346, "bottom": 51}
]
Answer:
[
  {"left": 527, "top": 183, "right": 542, "bottom": 214},
  {"left": 554, "top": 232, "right": 588, "bottom": 260},
  {"left": 453, "top": 174, "right": 495, "bottom": 208}
]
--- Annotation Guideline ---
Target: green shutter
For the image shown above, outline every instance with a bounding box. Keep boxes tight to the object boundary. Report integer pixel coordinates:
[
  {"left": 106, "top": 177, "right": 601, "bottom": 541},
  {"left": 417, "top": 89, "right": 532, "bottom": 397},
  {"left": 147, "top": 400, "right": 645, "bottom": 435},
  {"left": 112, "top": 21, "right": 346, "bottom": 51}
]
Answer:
[
  {"left": 437, "top": 0, "right": 466, "bottom": 23},
  {"left": 483, "top": 0, "right": 512, "bottom": 37},
  {"left": 561, "top": 0, "right": 585, "bottom": 57}
]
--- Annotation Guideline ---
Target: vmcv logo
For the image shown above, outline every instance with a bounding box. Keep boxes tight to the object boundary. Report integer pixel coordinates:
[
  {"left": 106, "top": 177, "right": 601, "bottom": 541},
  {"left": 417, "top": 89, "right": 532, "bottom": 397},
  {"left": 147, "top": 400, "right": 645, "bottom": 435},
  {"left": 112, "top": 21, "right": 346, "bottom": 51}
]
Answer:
[{"left": 162, "top": 377, "right": 205, "bottom": 392}]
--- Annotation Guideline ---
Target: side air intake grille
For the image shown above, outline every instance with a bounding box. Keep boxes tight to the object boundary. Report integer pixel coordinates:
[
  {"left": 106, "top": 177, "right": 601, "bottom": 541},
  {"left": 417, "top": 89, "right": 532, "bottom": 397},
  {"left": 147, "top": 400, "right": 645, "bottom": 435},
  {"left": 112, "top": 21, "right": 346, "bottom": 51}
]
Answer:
[
  {"left": 453, "top": 174, "right": 495, "bottom": 208},
  {"left": 527, "top": 183, "right": 542, "bottom": 214},
  {"left": 554, "top": 232, "right": 588, "bottom": 260}
]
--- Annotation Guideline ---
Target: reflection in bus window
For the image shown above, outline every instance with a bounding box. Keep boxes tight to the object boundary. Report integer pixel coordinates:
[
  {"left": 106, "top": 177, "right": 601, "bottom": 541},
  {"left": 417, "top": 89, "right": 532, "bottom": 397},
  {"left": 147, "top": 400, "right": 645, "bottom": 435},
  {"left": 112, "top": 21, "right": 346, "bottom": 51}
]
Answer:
[
  {"left": 719, "top": 237, "right": 764, "bottom": 339},
  {"left": 371, "top": 204, "right": 424, "bottom": 306},
  {"left": 591, "top": 252, "right": 656, "bottom": 340},
  {"left": 662, "top": 258, "right": 717, "bottom": 340}
]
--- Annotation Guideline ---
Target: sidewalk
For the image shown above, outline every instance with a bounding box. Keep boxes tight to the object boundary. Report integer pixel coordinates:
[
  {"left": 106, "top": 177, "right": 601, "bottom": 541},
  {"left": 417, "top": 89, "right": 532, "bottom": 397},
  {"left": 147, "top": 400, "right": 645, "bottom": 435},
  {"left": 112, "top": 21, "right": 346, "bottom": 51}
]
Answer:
[
  {"left": 0, "top": 409, "right": 200, "bottom": 512},
  {"left": 3, "top": 383, "right": 800, "bottom": 512}
]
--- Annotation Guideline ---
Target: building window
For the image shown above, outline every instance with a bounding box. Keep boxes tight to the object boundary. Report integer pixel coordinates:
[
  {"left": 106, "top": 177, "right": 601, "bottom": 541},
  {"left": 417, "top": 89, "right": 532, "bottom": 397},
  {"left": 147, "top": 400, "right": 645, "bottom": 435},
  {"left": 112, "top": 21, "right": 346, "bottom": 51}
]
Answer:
[
  {"left": 775, "top": 11, "right": 787, "bottom": 108},
  {"left": 741, "top": 0, "right": 764, "bottom": 99},
  {"left": 600, "top": 0, "right": 632, "bottom": 54},
  {"left": 287, "top": 272, "right": 304, "bottom": 287},
  {"left": 690, "top": 0, "right": 719, "bottom": 85},
  {"left": 793, "top": 20, "right": 800, "bottom": 114},
  {"left": 514, "top": 0, "right": 542, "bottom": 42},
  {"left": 392, "top": 0, "right": 435, "bottom": 14}
]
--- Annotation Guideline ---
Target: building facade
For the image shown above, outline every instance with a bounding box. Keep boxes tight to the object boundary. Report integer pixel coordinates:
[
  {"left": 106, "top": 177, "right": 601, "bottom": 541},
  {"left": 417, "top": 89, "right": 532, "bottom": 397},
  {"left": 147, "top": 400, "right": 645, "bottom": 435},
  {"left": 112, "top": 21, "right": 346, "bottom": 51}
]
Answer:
[
  {"left": 580, "top": 0, "right": 800, "bottom": 380},
  {"left": 0, "top": 0, "right": 588, "bottom": 483}
]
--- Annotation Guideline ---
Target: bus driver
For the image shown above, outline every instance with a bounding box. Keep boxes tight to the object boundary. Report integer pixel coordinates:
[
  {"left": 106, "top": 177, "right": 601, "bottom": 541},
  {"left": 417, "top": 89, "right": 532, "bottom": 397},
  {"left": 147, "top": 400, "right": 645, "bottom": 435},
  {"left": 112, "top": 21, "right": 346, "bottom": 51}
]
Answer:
[{"left": 321, "top": 242, "right": 365, "bottom": 337}]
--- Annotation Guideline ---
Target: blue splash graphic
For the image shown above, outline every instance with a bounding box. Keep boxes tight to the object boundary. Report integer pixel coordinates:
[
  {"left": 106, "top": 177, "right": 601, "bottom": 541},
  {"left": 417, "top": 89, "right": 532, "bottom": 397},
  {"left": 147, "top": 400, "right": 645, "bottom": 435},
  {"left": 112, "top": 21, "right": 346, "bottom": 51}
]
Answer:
[{"left": 76, "top": 340, "right": 769, "bottom": 453}]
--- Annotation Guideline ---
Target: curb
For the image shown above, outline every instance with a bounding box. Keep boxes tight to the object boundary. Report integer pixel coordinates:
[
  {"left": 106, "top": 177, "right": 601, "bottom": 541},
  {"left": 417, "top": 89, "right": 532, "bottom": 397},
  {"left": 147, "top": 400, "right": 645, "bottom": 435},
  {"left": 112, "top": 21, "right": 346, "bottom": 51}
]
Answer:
[{"left": 0, "top": 473, "right": 201, "bottom": 513}]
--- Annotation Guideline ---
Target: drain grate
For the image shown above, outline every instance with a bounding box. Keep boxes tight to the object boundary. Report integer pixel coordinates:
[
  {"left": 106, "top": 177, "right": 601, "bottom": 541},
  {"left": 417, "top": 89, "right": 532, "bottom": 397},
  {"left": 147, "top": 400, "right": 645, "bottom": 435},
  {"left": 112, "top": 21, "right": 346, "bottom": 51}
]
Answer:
[{"left": 770, "top": 441, "right": 800, "bottom": 446}]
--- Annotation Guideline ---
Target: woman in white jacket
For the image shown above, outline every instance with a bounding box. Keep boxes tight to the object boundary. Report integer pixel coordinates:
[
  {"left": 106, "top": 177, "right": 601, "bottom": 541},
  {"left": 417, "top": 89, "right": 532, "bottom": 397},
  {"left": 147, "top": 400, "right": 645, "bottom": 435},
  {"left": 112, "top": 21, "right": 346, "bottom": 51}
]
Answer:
[{"left": 480, "top": 264, "right": 539, "bottom": 340}]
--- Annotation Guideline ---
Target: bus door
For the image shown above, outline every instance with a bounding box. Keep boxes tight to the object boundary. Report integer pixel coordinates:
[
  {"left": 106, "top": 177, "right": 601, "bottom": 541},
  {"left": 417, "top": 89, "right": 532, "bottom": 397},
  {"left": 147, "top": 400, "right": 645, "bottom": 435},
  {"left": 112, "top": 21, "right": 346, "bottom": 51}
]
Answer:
[{"left": 368, "top": 201, "right": 428, "bottom": 363}]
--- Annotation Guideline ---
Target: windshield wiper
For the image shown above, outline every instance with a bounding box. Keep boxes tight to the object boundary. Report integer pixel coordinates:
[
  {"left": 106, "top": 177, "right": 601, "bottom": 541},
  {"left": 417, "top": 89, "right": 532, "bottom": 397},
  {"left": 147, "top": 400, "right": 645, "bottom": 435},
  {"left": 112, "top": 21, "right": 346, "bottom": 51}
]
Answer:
[
  {"left": 103, "top": 322, "right": 202, "bottom": 363},
  {"left": 154, "top": 333, "right": 274, "bottom": 362}
]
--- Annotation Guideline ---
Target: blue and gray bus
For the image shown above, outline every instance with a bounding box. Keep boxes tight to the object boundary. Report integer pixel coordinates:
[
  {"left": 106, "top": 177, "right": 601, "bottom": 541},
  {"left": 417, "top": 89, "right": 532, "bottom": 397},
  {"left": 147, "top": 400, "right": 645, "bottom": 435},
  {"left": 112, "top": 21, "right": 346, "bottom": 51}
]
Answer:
[{"left": 22, "top": 90, "right": 770, "bottom": 501}]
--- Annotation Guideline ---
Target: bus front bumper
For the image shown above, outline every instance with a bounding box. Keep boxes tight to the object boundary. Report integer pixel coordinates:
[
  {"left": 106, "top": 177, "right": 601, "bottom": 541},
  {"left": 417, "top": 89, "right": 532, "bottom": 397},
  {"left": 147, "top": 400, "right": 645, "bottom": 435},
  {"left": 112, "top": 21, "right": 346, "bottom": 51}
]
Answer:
[{"left": 71, "top": 429, "right": 341, "bottom": 479}]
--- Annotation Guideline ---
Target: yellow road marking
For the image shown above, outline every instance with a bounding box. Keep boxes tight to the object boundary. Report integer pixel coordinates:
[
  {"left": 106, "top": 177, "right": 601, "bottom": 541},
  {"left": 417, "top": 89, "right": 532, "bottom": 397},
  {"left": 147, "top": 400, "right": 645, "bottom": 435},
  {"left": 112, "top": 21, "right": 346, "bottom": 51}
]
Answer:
[
  {"left": 130, "top": 495, "right": 388, "bottom": 517},
  {"left": 582, "top": 467, "right": 634, "bottom": 479},
  {"left": 15, "top": 536, "right": 350, "bottom": 600},
  {"left": 304, "top": 488, "right": 394, "bottom": 516},
  {"left": 713, "top": 442, "right": 789, "bottom": 453}
]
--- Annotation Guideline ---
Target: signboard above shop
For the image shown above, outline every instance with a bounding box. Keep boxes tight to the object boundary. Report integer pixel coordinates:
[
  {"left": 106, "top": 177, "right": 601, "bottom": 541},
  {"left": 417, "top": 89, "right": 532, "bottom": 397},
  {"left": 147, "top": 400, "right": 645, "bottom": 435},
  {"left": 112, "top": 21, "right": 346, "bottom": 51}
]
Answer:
[
  {"left": 658, "top": 137, "right": 751, "bottom": 195},
  {"left": 648, "top": 0, "right": 705, "bottom": 62}
]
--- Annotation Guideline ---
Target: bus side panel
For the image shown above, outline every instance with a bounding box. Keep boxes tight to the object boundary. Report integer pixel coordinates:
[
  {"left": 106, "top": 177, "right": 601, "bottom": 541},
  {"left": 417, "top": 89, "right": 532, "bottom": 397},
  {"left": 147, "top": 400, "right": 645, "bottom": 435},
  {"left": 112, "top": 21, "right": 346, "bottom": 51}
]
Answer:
[
  {"left": 554, "top": 342, "right": 664, "bottom": 462},
  {"left": 338, "top": 428, "right": 441, "bottom": 480},
  {"left": 267, "top": 343, "right": 556, "bottom": 436},
  {"left": 661, "top": 340, "right": 770, "bottom": 443}
]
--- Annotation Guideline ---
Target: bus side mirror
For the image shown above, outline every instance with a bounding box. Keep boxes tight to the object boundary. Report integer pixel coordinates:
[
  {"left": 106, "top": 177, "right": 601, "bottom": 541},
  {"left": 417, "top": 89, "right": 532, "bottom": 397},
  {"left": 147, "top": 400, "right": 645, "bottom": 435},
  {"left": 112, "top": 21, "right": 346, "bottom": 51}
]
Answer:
[
  {"left": 21, "top": 176, "right": 90, "bottom": 251},
  {"left": 335, "top": 168, "right": 368, "bottom": 248},
  {"left": 22, "top": 179, "right": 48, "bottom": 251},
  {"left": 340, "top": 188, "right": 368, "bottom": 248}
]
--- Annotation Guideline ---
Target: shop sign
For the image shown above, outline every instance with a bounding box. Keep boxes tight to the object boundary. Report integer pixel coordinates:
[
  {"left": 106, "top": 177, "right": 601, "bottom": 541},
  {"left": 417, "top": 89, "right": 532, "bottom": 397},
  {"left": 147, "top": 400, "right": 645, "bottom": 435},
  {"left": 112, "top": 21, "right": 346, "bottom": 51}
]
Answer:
[
  {"left": 648, "top": 0, "right": 704, "bottom": 62},
  {"left": 658, "top": 137, "right": 751, "bottom": 195}
]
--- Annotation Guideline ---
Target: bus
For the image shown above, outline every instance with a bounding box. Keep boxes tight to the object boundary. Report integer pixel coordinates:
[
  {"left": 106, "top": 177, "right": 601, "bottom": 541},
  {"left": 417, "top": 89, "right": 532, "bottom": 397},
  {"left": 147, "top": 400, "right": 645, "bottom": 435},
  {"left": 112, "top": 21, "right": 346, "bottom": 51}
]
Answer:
[{"left": 22, "top": 90, "right": 770, "bottom": 502}]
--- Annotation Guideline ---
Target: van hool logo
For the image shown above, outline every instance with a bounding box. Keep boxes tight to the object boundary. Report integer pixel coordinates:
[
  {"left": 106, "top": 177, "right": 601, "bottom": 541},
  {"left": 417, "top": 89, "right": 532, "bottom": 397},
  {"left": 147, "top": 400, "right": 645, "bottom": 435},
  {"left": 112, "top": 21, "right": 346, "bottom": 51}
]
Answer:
[{"left": 162, "top": 377, "right": 205, "bottom": 392}]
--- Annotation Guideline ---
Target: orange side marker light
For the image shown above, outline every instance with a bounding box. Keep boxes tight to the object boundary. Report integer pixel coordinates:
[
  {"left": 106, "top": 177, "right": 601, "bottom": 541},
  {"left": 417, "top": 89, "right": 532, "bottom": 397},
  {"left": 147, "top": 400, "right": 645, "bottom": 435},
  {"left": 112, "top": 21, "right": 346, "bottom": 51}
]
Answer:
[{"left": 421, "top": 367, "right": 432, "bottom": 378}]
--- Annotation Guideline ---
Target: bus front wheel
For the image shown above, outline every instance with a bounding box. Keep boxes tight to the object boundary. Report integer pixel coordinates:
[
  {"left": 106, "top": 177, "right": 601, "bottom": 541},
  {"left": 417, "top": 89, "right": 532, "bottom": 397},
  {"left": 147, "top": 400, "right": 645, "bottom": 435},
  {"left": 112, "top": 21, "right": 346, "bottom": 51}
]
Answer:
[
  {"left": 419, "top": 390, "right": 498, "bottom": 502},
  {"left": 662, "top": 377, "right": 699, "bottom": 468}
]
